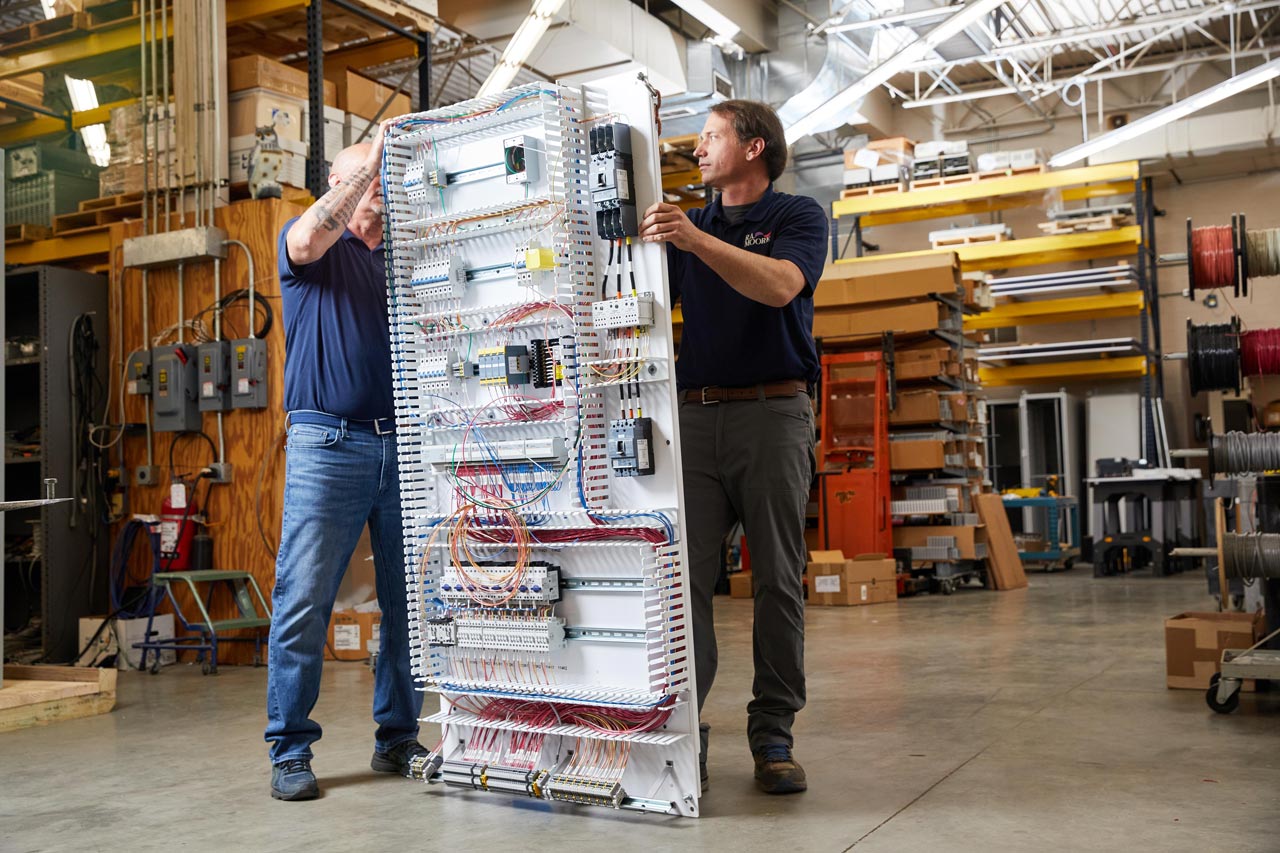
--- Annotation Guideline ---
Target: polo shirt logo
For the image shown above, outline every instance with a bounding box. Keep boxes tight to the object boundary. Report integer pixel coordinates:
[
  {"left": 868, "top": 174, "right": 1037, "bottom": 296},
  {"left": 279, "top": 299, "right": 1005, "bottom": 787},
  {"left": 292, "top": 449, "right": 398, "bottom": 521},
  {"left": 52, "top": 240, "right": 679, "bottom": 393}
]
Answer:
[{"left": 743, "top": 230, "right": 773, "bottom": 248}]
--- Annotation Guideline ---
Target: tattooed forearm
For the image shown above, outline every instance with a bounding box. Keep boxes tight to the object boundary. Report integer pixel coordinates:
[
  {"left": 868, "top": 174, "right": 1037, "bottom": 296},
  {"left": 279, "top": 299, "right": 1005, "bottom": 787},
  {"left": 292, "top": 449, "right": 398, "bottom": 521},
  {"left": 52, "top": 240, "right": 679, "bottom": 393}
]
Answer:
[{"left": 308, "top": 165, "right": 375, "bottom": 233}]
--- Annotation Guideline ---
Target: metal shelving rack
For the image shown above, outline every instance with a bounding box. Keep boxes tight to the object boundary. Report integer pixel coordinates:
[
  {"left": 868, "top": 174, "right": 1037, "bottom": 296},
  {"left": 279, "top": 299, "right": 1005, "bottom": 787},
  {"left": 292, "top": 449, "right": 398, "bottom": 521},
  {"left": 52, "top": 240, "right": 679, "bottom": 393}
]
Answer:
[{"left": 829, "top": 160, "right": 1164, "bottom": 460}]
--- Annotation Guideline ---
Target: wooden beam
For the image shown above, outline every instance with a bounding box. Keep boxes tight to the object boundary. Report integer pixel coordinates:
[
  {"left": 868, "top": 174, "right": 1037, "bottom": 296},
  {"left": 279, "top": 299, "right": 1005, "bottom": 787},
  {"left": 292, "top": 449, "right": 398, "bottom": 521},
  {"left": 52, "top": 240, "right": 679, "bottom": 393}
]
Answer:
[{"left": 289, "top": 35, "right": 416, "bottom": 75}]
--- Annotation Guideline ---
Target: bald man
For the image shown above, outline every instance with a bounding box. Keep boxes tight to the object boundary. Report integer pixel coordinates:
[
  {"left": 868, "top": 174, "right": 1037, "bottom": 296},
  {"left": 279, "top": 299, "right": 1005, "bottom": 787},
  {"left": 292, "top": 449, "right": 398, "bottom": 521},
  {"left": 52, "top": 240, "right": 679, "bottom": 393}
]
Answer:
[{"left": 264, "top": 122, "right": 426, "bottom": 801}]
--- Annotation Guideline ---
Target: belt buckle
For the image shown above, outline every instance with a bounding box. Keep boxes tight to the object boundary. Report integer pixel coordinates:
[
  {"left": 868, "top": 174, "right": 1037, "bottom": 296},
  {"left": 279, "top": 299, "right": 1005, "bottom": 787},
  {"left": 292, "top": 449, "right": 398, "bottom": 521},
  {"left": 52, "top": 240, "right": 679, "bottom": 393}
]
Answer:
[
  {"left": 701, "top": 387, "right": 718, "bottom": 405},
  {"left": 374, "top": 418, "right": 393, "bottom": 435}
]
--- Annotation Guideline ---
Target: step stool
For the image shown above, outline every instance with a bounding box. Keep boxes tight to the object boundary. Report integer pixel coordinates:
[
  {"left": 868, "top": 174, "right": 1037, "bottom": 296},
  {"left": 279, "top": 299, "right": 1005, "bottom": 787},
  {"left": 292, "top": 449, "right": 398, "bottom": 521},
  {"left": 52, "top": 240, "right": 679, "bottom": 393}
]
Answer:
[{"left": 134, "top": 571, "right": 271, "bottom": 675}]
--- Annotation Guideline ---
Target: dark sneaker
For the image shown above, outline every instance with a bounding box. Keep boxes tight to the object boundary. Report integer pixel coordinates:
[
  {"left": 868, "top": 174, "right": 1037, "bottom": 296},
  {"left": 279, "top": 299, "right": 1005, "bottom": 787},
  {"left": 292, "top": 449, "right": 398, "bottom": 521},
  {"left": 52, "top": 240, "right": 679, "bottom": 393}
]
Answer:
[
  {"left": 753, "top": 744, "right": 807, "bottom": 795},
  {"left": 371, "top": 739, "right": 430, "bottom": 777},
  {"left": 271, "top": 759, "right": 319, "bottom": 801},
  {"left": 700, "top": 758, "right": 709, "bottom": 794}
]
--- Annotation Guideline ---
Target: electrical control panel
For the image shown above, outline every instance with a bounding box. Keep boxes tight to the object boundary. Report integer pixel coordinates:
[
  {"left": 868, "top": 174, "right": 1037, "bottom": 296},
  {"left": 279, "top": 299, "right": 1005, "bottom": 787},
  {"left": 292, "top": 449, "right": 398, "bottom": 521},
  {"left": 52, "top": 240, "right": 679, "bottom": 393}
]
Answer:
[
  {"left": 151, "top": 344, "right": 200, "bottom": 432},
  {"left": 196, "top": 340, "right": 231, "bottom": 412},
  {"left": 230, "top": 337, "right": 268, "bottom": 409},
  {"left": 383, "top": 80, "right": 696, "bottom": 818},
  {"left": 126, "top": 349, "right": 152, "bottom": 395}
]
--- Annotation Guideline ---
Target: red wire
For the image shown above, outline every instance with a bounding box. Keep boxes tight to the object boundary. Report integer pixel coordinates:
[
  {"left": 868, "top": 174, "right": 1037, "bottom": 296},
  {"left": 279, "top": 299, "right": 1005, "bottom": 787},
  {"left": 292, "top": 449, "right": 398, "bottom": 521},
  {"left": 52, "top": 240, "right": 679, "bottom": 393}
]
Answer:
[
  {"left": 1242, "top": 327, "right": 1280, "bottom": 375},
  {"left": 1192, "top": 225, "right": 1235, "bottom": 291}
]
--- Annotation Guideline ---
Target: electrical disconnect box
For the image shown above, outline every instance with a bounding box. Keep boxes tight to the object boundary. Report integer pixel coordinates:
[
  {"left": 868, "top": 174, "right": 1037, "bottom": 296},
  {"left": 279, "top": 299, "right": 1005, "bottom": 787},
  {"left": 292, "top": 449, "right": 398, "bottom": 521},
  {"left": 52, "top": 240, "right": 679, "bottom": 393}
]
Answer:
[
  {"left": 230, "top": 338, "right": 267, "bottom": 409},
  {"left": 125, "top": 349, "right": 152, "bottom": 395},
  {"left": 196, "top": 340, "right": 231, "bottom": 412},
  {"left": 151, "top": 344, "right": 200, "bottom": 432},
  {"left": 382, "top": 81, "right": 696, "bottom": 818}
]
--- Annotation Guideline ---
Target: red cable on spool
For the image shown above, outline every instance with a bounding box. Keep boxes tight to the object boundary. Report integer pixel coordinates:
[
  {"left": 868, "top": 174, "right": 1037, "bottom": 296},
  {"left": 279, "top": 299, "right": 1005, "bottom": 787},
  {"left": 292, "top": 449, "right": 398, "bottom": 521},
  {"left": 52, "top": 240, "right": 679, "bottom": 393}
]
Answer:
[
  {"left": 1191, "top": 225, "right": 1236, "bottom": 291},
  {"left": 1242, "top": 327, "right": 1280, "bottom": 375}
]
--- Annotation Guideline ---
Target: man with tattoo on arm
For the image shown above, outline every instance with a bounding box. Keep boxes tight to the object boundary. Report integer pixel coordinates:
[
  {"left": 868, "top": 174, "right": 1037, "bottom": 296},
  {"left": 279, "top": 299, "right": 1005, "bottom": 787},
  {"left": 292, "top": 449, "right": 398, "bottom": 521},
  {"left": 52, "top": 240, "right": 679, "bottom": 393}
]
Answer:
[{"left": 265, "top": 121, "right": 426, "bottom": 801}]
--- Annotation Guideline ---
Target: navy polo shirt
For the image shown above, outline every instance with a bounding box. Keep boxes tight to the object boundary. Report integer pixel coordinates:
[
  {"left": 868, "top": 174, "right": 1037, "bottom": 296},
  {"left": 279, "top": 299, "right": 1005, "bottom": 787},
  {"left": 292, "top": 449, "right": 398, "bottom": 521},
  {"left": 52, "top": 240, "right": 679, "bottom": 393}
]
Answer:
[
  {"left": 278, "top": 217, "right": 395, "bottom": 420},
  {"left": 667, "top": 185, "right": 828, "bottom": 389}
]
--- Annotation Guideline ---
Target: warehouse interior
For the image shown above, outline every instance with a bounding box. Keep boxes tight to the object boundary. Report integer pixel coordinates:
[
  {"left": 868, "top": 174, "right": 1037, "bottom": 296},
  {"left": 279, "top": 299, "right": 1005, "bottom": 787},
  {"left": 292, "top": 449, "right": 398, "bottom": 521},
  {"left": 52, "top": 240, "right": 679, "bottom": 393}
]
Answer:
[{"left": 2, "top": 0, "right": 1280, "bottom": 849}]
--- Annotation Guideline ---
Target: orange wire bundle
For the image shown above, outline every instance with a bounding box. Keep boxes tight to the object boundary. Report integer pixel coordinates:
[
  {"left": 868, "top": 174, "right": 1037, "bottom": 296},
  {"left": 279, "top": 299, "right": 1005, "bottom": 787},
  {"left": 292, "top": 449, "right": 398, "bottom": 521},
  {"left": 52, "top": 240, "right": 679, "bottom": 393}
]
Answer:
[
  {"left": 1191, "top": 225, "right": 1236, "bottom": 291},
  {"left": 1242, "top": 327, "right": 1280, "bottom": 376}
]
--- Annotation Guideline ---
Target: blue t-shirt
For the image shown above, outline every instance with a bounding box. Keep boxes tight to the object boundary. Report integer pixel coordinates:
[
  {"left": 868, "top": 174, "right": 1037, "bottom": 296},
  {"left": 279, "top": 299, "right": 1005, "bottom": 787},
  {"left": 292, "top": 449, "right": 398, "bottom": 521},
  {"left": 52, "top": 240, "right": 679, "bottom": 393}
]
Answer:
[
  {"left": 667, "top": 185, "right": 829, "bottom": 389},
  {"left": 278, "top": 217, "right": 395, "bottom": 420}
]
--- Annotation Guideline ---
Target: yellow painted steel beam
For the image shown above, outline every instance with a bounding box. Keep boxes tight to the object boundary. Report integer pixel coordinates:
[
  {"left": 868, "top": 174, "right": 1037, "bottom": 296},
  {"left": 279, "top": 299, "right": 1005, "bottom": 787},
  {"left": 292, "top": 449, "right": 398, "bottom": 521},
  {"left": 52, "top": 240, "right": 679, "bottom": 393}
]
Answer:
[
  {"left": 7, "top": 231, "right": 112, "bottom": 265},
  {"left": 859, "top": 179, "right": 1136, "bottom": 227},
  {"left": 662, "top": 168, "right": 703, "bottom": 190},
  {"left": 979, "top": 356, "right": 1148, "bottom": 387},
  {"left": 0, "top": 97, "right": 138, "bottom": 146},
  {"left": 964, "top": 291, "right": 1145, "bottom": 330},
  {"left": 0, "top": 0, "right": 307, "bottom": 80},
  {"left": 832, "top": 161, "right": 1140, "bottom": 220},
  {"left": 834, "top": 227, "right": 1142, "bottom": 273}
]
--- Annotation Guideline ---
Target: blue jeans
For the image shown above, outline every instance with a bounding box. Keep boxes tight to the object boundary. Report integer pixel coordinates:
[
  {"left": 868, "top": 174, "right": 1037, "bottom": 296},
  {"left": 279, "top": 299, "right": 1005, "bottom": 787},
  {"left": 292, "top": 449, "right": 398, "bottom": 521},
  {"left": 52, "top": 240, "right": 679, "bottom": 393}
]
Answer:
[{"left": 264, "top": 415, "right": 421, "bottom": 763}]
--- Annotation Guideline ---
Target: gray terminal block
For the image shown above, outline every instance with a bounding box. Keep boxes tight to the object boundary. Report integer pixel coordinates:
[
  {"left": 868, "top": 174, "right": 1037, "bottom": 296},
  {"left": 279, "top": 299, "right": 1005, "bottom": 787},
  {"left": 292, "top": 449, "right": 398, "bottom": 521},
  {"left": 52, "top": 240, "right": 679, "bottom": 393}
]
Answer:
[
  {"left": 231, "top": 338, "right": 268, "bottom": 409},
  {"left": 196, "top": 340, "right": 231, "bottom": 412},
  {"left": 151, "top": 344, "right": 201, "bottom": 432}
]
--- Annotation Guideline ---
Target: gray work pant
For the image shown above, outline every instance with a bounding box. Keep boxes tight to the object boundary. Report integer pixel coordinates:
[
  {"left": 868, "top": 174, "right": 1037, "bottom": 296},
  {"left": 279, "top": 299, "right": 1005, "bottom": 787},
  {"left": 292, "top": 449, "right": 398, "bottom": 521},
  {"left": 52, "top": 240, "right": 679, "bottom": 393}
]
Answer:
[{"left": 679, "top": 392, "right": 815, "bottom": 755}]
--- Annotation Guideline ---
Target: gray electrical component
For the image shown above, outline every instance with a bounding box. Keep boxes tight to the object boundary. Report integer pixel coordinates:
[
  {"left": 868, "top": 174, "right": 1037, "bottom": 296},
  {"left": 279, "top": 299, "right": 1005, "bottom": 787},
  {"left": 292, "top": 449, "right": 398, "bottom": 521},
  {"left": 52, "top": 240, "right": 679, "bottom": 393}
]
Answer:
[
  {"left": 196, "top": 340, "right": 231, "bottom": 412},
  {"left": 608, "top": 417, "right": 654, "bottom": 477},
  {"left": 231, "top": 338, "right": 268, "bottom": 409},
  {"left": 125, "top": 349, "right": 152, "bottom": 395},
  {"left": 151, "top": 345, "right": 200, "bottom": 432}
]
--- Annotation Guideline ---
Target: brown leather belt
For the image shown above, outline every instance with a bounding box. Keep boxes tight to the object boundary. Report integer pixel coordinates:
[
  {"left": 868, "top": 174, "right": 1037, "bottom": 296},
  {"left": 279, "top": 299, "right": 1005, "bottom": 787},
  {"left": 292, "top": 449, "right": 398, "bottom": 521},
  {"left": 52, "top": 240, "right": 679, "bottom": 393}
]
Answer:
[{"left": 680, "top": 380, "right": 808, "bottom": 405}]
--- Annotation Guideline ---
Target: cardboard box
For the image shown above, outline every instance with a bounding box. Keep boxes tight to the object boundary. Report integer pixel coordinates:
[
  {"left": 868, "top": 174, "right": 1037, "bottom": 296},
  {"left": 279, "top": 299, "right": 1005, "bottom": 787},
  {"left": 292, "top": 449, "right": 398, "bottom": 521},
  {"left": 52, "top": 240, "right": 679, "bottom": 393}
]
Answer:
[
  {"left": 817, "top": 254, "right": 961, "bottom": 309},
  {"left": 1165, "top": 611, "right": 1264, "bottom": 690},
  {"left": 812, "top": 300, "right": 952, "bottom": 342},
  {"left": 893, "top": 525, "right": 987, "bottom": 559},
  {"left": 807, "top": 550, "right": 897, "bottom": 606},
  {"left": 326, "top": 609, "right": 382, "bottom": 661},
  {"left": 229, "top": 88, "right": 306, "bottom": 141},
  {"left": 229, "top": 135, "right": 308, "bottom": 187},
  {"left": 890, "top": 390, "right": 969, "bottom": 426},
  {"left": 890, "top": 438, "right": 947, "bottom": 470},
  {"left": 729, "top": 572, "right": 753, "bottom": 599},
  {"left": 844, "top": 137, "right": 914, "bottom": 170},
  {"left": 228, "top": 54, "right": 336, "bottom": 104},
  {"left": 332, "top": 70, "right": 411, "bottom": 121},
  {"left": 78, "top": 614, "right": 175, "bottom": 669}
]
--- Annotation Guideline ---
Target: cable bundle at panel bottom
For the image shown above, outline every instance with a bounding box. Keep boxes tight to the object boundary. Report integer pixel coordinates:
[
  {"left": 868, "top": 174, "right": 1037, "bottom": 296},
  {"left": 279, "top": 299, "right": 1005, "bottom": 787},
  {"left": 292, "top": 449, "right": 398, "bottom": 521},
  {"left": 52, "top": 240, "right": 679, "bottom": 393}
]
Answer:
[
  {"left": 1210, "top": 431, "right": 1280, "bottom": 477},
  {"left": 1221, "top": 533, "right": 1280, "bottom": 580}
]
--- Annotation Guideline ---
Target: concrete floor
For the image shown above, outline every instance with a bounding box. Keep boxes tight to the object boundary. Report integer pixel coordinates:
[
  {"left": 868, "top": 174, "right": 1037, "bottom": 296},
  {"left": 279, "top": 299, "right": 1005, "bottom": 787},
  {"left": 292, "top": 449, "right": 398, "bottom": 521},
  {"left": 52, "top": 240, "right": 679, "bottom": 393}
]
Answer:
[{"left": 3, "top": 571, "right": 1279, "bottom": 852}]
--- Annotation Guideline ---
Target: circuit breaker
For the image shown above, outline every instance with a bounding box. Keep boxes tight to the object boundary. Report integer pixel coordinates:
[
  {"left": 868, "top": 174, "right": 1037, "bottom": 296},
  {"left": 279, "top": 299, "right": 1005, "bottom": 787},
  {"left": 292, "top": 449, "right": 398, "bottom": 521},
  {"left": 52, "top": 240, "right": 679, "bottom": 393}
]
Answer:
[
  {"left": 196, "top": 340, "right": 231, "bottom": 412},
  {"left": 151, "top": 345, "right": 200, "bottom": 432},
  {"left": 230, "top": 338, "right": 267, "bottom": 409},
  {"left": 125, "top": 349, "right": 152, "bottom": 395},
  {"left": 589, "top": 122, "right": 637, "bottom": 239},
  {"left": 607, "top": 417, "right": 654, "bottom": 477}
]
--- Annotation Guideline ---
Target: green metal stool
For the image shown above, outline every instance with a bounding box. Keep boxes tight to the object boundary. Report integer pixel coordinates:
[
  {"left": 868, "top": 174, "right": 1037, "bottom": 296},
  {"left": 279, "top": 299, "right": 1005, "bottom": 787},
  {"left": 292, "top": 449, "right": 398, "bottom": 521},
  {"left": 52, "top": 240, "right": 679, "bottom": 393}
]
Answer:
[{"left": 134, "top": 570, "right": 272, "bottom": 674}]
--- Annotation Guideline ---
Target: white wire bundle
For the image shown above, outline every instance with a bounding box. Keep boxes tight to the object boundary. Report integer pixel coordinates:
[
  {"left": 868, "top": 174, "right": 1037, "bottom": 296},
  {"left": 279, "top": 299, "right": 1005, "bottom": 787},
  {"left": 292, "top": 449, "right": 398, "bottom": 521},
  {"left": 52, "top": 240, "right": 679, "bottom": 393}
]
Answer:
[
  {"left": 1247, "top": 228, "right": 1280, "bottom": 279},
  {"left": 1211, "top": 431, "right": 1280, "bottom": 475},
  {"left": 1221, "top": 532, "right": 1280, "bottom": 580}
]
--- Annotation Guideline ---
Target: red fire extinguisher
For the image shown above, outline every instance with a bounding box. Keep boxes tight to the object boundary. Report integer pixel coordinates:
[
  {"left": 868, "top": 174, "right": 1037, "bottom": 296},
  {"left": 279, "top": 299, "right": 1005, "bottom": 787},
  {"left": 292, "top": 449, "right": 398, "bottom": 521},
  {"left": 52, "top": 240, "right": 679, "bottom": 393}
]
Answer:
[{"left": 159, "top": 481, "right": 198, "bottom": 570}]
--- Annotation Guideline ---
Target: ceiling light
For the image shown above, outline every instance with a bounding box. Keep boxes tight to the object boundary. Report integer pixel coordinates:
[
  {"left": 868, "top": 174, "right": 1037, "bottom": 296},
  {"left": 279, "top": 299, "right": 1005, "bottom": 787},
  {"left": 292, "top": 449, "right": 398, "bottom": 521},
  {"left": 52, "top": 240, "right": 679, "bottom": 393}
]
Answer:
[
  {"left": 477, "top": 0, "right": 566, "bottom": 98},
  {"left": 669, "top": 0, "right": 740, "bottom": 40},
  {"left": 783, "top": 0, "right": 1004, "bottom": 144},
  {"left": 1049, "top": 56, "right": 1280, "bottom": 167}
]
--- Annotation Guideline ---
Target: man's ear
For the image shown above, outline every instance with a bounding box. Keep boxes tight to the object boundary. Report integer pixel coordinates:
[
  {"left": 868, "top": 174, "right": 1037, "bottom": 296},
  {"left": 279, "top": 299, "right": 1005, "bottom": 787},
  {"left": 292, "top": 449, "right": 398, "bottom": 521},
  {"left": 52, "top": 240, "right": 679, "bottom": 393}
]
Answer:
[{"left": 745, "top": 137, "right": 766, "bottom": 161}]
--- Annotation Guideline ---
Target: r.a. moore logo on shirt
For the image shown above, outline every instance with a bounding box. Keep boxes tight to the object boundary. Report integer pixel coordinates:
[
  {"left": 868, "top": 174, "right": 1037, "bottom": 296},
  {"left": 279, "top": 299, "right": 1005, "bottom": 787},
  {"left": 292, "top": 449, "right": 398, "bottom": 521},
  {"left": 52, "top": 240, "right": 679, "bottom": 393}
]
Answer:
[{"left": 743, "top": 230, "right": 773, "bottom": 248}]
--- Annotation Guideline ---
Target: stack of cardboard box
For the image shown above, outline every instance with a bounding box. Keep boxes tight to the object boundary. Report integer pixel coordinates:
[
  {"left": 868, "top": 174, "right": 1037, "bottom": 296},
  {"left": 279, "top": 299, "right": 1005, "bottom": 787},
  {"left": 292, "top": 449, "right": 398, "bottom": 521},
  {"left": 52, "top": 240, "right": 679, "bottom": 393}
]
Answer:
[{"left": 842, "top": 137, "right": 914, "bottom": 193}]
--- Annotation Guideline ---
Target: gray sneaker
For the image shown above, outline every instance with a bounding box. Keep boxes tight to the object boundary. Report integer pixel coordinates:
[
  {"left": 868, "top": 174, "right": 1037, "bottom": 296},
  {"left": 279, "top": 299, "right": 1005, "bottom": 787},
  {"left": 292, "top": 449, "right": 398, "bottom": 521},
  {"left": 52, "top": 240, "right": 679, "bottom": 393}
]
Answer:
[
  {"left": 371, "top": 739, "right": 431, "bottom": 777},
  {"left": 271, "top": 758, "right": 319, "bottom": 801}
]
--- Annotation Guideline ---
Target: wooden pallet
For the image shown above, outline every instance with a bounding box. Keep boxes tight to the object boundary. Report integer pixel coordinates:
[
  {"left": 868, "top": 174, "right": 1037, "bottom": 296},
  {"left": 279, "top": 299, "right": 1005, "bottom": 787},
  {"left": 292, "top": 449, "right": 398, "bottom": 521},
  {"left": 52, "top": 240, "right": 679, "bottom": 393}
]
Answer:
[
  {"left": 1037, "top": 213, "right": 1133, "bottom": 235},
  {"left": 0, "top": 665, "right": 117, "bottom": 733},
  {"left": 840, "top": 182, "right": 906, "bottom": 199},
  {"left": 78, "top": 191, "right": 144, "bottom": 213},
  {"left": 0, "top": 12, "right": 88, "bottom": 52},
  {"left": 4, "top": 223, "right": 51, "bottom": 244},
  {"left": 54, "top": 200, "right": 143, "bottom": 234},
  {"left": 931, "top": 232, "right": 1008, "bottom": 249},
  {"left": 912, "top": 164, "right": 1046, "bottom": 191}
]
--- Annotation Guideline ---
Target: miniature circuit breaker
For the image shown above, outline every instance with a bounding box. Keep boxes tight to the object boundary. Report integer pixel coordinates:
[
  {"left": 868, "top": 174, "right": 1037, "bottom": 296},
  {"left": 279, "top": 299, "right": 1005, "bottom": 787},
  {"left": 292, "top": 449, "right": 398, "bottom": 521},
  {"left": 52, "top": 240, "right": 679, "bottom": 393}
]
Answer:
[{"left": 382, "top": 80, "right": 697, "bottom": 818}]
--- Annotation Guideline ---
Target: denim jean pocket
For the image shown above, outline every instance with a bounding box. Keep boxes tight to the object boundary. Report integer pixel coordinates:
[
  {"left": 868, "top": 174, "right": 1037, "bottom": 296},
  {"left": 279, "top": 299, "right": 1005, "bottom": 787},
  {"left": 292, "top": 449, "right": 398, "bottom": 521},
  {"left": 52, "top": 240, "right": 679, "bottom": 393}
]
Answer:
[{"left": 287, "top": 423, "right": 339, "bottom": 448}]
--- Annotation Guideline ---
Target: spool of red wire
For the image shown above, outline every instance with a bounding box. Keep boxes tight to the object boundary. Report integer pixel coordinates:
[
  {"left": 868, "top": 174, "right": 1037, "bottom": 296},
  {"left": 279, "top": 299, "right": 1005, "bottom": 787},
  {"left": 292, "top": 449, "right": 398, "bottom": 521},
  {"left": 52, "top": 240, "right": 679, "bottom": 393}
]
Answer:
[
  {"left": 1242, "top": 327, "right": 1280, "bottom": 376},
  {"left": 1191, "top": 225, "right": 1236, "bottom": 291}
]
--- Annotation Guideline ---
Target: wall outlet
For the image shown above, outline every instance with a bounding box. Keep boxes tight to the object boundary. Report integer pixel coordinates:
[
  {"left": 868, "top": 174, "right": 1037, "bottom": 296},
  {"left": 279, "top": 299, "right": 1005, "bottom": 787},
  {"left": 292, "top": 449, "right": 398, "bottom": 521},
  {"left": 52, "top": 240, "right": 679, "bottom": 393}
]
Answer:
[
  {"left": 134, "top": 465, "right": 159, "bottom": 486},
  {"left": 207, "top": 462, "right": 233, "bottom": 484}
]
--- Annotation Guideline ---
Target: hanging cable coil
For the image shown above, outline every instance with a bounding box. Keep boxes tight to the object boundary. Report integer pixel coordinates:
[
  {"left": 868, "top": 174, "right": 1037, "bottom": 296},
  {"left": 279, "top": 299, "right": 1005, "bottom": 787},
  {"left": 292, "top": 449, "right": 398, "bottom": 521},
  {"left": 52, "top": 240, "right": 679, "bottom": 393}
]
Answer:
[
  {"left": 1210, "top": 431, "right": 1280, "bottom": 477},
  {"left": 1241, "top": 327, "right": 1280, "bottom": 376},
  {"left": 1221, "top": 532, "right": 1280, "bottom": 580},
  {"left": 1186, "top": 318, "right": 1242, "bottom": 395},
  {"left": 1190, "top": 225, "right": 1236, "bottom": 291},
  {"left": 1245, "top": 227, "right": 1280, "bottom": 279}
]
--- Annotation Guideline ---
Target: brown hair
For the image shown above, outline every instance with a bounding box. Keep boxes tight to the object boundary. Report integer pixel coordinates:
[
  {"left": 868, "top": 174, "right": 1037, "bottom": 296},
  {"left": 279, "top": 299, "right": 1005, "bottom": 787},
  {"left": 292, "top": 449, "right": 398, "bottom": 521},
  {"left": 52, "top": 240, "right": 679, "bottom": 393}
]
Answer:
[{"left": 708, "top": 99, "right": 788, "bottom": 181}]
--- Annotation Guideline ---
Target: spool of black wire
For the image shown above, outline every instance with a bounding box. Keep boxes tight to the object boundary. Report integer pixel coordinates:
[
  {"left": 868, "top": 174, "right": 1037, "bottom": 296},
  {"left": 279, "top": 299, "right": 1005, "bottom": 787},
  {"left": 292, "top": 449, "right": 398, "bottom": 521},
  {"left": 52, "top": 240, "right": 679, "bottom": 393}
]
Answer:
[{"left": 1186, "top": 317, "right": 1242, "bottom": 396}]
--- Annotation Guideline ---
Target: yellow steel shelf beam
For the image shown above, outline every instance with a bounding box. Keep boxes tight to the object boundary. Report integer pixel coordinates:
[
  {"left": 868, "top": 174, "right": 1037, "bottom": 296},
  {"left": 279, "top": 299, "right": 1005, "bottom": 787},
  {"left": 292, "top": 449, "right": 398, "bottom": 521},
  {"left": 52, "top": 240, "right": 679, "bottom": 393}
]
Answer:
[
  {"left": 857, "top": 180, "right": 1137, "bottom": 228},
  {"left": 662, "top": 168, "right": 703, "bottom": 190},
  {"left": 832, "top": 161, "right": 1140, "bottom": 221},
  {"left": 833, "top": 226, "right": 1142, "bottom": 273},
  {"left": 979, "top": 356, "right": 1148, "bottom": 387},
  {"left": 0, "top": 97, "right": 137, "bottom": 146},
  {"left": 964, "top": 291, "right": 1145, "bottom": 330},
  {"left": 0, "top": 0, "right": 308, "bottom": 81},
  {"left": 7, "top": 230, "right": 112, "bottom": 265}
]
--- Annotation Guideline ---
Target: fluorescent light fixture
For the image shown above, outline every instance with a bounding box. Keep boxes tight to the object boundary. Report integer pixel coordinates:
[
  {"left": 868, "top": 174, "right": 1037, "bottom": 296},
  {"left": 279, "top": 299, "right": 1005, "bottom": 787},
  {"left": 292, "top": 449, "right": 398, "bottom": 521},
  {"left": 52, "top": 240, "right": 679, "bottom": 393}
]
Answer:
[
  {"left": 1049, "top": 56, "right": 1280, "bottom": 167},
  {"left": 670, "top": 0, "right": 740, "bottom": 39},
  {"left": 477, "top": 0, "right": 566, "bottom": 98},
  {"left": 784, "top": 0, "right": 1003, "bottom": 144}
]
